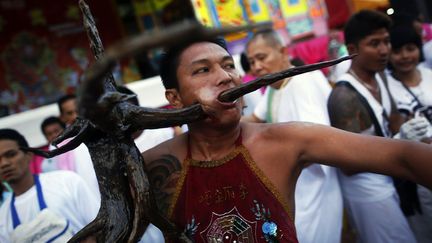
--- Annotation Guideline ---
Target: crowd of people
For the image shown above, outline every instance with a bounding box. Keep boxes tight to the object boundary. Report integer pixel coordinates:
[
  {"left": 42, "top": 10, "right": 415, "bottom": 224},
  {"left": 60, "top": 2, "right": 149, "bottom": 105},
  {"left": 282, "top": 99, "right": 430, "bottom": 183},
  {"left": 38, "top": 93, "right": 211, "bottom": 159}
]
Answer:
[{"left": 1, "top": 8, "right": 432, "bottom": 243}]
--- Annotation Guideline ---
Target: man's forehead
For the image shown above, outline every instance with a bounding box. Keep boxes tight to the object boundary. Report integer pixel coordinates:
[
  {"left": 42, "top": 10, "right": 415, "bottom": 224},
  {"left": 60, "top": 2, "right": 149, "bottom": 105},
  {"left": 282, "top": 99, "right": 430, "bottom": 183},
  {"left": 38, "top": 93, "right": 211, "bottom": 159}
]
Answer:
[
  {"left": 247, "top": 37, "right": 279, "bottom": 55},
  {"left": 362, "top": 28, "right": 389, "bottom": 41},
  {"left": 0, "top": 139, "right": 19, "bottom": 153},
  {"left": 179, "top": 42, "right": 231, "bottom": 64}
]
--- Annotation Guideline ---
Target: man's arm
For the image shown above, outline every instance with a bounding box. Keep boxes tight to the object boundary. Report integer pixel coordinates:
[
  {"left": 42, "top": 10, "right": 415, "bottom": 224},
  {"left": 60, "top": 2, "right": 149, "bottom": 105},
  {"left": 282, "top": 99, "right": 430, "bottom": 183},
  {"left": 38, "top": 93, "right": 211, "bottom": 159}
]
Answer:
[
  {"left": 143, "top": 151, "right": 184, "bottom": 216},
  {"left": 293, "top": 123, "right": 432, "bottom": 189}
]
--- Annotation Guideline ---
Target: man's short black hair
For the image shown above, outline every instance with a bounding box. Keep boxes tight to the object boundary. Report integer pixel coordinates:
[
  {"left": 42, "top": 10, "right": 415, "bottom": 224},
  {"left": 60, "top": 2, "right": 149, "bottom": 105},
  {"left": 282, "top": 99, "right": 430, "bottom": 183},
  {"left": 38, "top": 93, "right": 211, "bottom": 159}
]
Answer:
[
  {"left": 40, "top": 116, "right": 66, "bottom": 135},
  {"left": 240, "top": 52, "right": 250, "bottom": 73},
  {"left": 57, "top": 94, "right": 76, "bottom": 114},
  {"left": 159, "top": 37, "right": 228, "bottom": 90},
  {"left": 0, "top": 129, "right": 29, "bottom": 148},
  {"left": 344, "top": 10, "right": 392, "bottom": 46}
]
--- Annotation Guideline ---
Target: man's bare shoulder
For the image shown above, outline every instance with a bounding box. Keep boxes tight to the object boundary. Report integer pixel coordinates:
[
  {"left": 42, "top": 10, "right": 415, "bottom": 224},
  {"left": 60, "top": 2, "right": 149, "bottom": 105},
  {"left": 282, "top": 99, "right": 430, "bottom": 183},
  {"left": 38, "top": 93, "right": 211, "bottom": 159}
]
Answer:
[
  {"left": 141, "top": 133, "right": 187, "bottom": 215},
  {"left": 327, "top": 84, "right": 371, "bottom": 133},
  {"left": 242, "top": 121, "right": 321, "bottom": 149},
  {"left": 141, "top": 133, "right": 187, "bottom": 164}
]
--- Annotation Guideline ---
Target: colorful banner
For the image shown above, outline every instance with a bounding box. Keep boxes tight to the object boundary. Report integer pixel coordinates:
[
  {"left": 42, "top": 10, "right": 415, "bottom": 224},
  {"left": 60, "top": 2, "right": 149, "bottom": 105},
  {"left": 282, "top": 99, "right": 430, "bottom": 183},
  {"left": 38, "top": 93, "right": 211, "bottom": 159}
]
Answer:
[
  {"left": 0, "top": 1, "right": 124, "bottom": 117},
  {"left": 308, "top": 0, "right": 327, "bottom": 18},
  {"left": 246, "top": 0, "right": 271, "bottom": 23},
  {"left": 191, "top": 0, "right": 214, "bottom": 26},
  {"left": 279, "top": 0, "right": 308, "bottom": 18},
  {"left": 212, "top": 0, "right": 248, "bottom": 27}
]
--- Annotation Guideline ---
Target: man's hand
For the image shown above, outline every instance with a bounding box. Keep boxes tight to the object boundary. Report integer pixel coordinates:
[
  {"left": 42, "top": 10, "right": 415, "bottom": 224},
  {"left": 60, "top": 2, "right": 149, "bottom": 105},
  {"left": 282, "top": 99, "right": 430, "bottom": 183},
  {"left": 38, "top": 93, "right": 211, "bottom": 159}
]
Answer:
[{"left": 397, "top": 117, "right": 431, "bottom": 142}]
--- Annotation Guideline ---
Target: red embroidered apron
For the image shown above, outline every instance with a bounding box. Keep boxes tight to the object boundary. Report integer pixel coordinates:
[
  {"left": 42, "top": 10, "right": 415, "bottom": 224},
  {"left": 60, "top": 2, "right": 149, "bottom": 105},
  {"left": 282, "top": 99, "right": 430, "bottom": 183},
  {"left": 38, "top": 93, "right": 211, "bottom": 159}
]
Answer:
[{"left": 169, "top": 133, "right": 298, "bottom": 243}]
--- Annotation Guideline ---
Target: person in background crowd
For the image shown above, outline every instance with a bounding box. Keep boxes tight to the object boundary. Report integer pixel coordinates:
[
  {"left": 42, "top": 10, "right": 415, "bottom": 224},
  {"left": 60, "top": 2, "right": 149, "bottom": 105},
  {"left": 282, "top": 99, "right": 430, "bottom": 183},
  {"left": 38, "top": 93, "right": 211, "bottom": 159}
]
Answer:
[
  {"left": 28, "top": 116, "right": 66, "bottom": 175},
  {"left": 386, "top": 23, "right": 432, "bottom": 243},
  {"left": 57, "top": 94, "right": 78, "bottom": 126},
  {"left": 328, "top": 10, "right": 416, "bottom": 243},
  {"left": 41, "top": 116, "right": 66, "bottom": 145},
  {"left": 0, "top": 129, "right": 99, "bottom": 242},
  {"left": 44, "top": 95, "right": 99, "bottom": 200},
  {"left": 238, "top": 52, "right": 262, "bottom": 116},
  {"left": 244, "top": 29, "right": 343, "bottom": 243},
  {"left": 40, "top": 116, "right": 66, "bottom": 172}
]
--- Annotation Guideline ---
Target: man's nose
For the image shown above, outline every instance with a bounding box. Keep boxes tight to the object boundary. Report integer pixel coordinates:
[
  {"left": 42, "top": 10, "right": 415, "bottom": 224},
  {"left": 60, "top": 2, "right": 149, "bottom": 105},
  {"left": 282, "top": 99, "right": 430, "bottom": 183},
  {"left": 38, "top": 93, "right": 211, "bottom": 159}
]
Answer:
[
  {"left": 251, "top": 61, "right": 263, "bottom": 73},
  {"left": 216, "top": 68, "right": 233, "bottom": 86},
  {"left": 379, "top": 42, "right": 390, "bottom": 55},
  {"left": 0, "top": 157, "right": 10, "bottom": 168}
]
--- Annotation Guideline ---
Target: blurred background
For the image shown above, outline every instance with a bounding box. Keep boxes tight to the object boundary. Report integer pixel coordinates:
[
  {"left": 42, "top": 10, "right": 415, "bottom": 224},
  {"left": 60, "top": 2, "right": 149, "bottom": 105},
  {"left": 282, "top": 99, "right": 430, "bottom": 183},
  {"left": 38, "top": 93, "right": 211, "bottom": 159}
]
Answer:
[{"left": 0, "top": 0, "right": 430, "bottom": 146}]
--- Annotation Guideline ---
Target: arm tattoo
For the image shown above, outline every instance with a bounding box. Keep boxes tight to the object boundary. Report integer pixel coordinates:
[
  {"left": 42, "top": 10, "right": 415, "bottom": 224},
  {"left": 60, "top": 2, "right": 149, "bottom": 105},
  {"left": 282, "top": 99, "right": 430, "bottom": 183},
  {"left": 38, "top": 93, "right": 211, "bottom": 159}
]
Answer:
[
  {"left": 146, "top": 154, "right": 183, "bottom": 215},
  {"left": 327, "top": 86, "right": 372, "bottom": 133}
]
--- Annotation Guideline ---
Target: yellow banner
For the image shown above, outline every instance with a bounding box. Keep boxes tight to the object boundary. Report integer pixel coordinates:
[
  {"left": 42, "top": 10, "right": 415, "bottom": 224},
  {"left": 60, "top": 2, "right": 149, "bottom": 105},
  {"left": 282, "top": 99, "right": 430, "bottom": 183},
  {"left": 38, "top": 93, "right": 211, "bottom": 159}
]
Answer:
[
  {"left": 246, "top": 0, "right": 271, "bottom": 23},
  {"left": 279, "top": 0, "right": 308, "bottom": 18},
  {"left": 214, "top": 0, "right": 248, "bottom": 26},
  {"left": 191, "top": 0, "right": 214, "bottom": 27}
]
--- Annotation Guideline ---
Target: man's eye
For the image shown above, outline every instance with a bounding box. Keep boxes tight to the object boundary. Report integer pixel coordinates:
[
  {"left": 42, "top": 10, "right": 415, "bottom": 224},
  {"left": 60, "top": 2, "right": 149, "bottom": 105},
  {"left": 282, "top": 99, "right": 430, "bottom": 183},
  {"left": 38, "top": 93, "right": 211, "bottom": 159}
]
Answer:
[
  {"left": 224, "top": 63, "right": 235, "bottom": 69},
  {"left": 257, "top": 55, "right": 267, "bottom": 61},
  {"left": 4, "top": 150, "right": 17, "bottom": 158},
  {"left": 193, "top": 67, "right": 209, "bottom": 74}
]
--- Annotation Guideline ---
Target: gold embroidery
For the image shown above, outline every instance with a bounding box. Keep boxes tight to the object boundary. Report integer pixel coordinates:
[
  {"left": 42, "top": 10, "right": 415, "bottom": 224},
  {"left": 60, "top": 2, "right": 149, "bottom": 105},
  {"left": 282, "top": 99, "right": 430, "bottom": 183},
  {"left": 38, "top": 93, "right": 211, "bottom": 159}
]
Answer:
[
  {"left": 239, "top": 146, "right": 295, "bottom": 222},
  {"left": 169, "top": 145, "right": 294, "bottom": 223},
  {"left": 189, "top": 147, "right": 243, "bottom": 167},
  {"left": 239, "top": 183, "right": 248, "bottom": 200},
  {"left": 168, "top": 159, "right": 190, "bottom": 219},
  {"left": 199, "top": 190, "right": 213, "bottom": 205},
  {"left": 198, "top": 185, "right": 247, "bottom": 205}
]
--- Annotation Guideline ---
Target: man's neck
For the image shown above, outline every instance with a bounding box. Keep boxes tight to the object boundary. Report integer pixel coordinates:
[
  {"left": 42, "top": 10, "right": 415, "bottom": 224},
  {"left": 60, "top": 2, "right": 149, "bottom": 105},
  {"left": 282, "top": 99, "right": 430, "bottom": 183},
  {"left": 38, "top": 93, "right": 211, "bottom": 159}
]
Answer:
[
  {"left": 187, "top": 123, "right": 241, "bottom": 161},
  {"left": 350, "top": 65, "right": 377, "bottom": 84},
  {"left": 10, "top": 173, "right": 34, "bottom": 196}
]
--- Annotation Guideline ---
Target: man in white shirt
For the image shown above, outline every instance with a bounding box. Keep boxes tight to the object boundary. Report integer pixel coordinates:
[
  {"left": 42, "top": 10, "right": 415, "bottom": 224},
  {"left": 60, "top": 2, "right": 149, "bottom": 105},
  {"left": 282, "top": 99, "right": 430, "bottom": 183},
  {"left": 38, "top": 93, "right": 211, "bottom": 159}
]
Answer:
[
  {"left": 328, "top": 10, "right": 416, "bottom": 242},
  {"left": 0, "top": 128, "right": 99, "bottom": 242},
  {"left": 243, "top": 29, "right": 343, "bottom": 243}
]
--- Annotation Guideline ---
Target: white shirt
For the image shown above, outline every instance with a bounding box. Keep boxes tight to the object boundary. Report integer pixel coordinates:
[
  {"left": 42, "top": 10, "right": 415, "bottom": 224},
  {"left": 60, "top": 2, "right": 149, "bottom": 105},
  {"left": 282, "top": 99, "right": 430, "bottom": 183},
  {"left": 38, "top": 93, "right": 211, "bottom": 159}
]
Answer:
[
  {"left": 134, "top": 128, "right": 174, "bottom": 153},
  {"left": 0, "top": 171, "right": 99, "bottom": 242},
  {"left": 254, "top": 70, "right": 343, "bottom": 243},
  {"left": 387, "top": 66, "right": 432, "bottom": 115},
  {"left": 336, "top": 73, "right": 396, "bottom": 202},
  {"left": 43, "top": 142, "right": 100, "bottom": 202}
]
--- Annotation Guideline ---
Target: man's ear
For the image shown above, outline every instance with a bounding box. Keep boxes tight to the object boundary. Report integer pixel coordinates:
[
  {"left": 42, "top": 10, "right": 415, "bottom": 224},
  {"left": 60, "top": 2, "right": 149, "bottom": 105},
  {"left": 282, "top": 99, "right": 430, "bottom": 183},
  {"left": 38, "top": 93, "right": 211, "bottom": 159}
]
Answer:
[
  {"left": 280, "top": 46, "right": 291, "bottom": 66},
  {"left": 165, "top": 89, "right": 183, "bottom": 108},
  {"left": 346, "top": 43, "right": 358, "bottom": 55}
]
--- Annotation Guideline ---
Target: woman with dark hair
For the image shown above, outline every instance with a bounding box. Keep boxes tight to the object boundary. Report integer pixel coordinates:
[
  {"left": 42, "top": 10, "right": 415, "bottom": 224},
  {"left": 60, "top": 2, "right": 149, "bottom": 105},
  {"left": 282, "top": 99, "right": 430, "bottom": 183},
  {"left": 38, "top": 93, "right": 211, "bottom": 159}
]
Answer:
[
  {"left": 387, "top": 23, "right": 432, "bottom": 131},
  {"left": 387, "top": 23, "right": 432, "bottom": 243}
]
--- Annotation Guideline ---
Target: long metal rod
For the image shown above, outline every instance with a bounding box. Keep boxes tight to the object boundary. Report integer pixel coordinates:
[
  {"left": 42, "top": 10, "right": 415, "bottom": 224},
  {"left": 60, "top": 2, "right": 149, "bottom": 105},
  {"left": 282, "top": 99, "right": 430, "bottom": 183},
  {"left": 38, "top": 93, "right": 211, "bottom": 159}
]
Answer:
[{"left": 218, "top": 54, "right": 356, "bottom": 102}]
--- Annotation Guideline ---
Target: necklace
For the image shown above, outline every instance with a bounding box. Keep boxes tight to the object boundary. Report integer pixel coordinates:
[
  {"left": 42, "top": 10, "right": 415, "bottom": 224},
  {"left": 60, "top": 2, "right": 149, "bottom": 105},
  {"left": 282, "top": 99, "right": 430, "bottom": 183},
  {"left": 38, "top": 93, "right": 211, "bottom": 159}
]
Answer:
[{"left": 348, "top": 69, "right": 380, "bottom": 94}]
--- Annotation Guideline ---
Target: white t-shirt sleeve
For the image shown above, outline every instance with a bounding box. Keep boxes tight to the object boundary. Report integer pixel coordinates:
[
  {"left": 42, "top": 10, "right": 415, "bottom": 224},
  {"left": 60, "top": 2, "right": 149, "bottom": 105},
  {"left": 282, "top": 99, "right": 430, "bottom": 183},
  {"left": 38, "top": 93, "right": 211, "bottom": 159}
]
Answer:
[
  {"left": 0, "top": 198, "right": 12, "bottom": 242},
  {"left": 253, "top": 89, "right": 269, "bottom": 121},
  {"left": 279, "top": 71, "right": 332, "bottom": 125}
]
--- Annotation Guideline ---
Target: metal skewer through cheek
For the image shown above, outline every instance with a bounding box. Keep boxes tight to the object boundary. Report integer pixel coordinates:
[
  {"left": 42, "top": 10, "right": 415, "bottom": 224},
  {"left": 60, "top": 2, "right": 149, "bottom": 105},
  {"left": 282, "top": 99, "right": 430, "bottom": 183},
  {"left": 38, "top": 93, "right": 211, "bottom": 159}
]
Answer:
[{"left": 218, "top": 54, "right": 357, "bottom": 103}]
